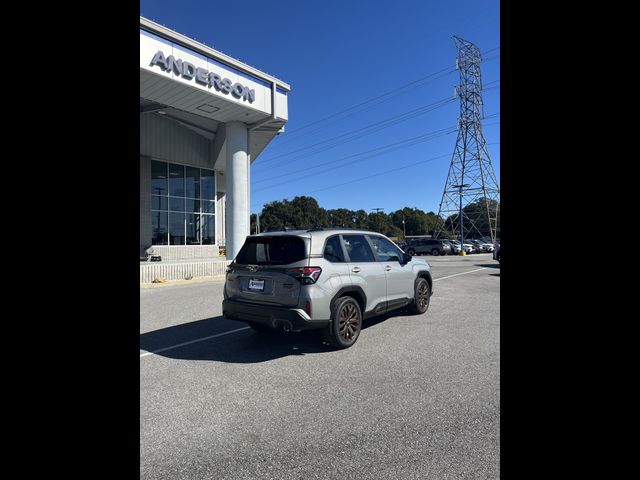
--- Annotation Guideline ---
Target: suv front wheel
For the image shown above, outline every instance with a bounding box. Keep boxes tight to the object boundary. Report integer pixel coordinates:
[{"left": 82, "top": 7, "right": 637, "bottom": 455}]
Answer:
[
  {"left": 324, "top": 297, "right": 362, "bottom": 349},
  {"left": 409, "top": 278, "right": 431, "bottom": 315}
]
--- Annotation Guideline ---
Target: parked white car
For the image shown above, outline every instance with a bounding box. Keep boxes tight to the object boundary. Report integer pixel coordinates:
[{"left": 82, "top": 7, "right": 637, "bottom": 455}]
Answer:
[
  {"left": 480, "top": 242, "right": 495, "bottom": 252},
  {"left": 450, "top": 240, "right": 475, "bottom": 254}
]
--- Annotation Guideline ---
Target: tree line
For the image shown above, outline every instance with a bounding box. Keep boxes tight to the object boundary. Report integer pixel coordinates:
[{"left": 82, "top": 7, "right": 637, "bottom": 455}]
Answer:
[{"left": 251, "top": 196, "right": 499, "bottom": 240}]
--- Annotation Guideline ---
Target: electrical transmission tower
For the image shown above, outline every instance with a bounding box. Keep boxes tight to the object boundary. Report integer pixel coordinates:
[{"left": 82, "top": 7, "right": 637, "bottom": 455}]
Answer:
[{"left": 435, "top": 36, "right": 500, "bottom": 243}]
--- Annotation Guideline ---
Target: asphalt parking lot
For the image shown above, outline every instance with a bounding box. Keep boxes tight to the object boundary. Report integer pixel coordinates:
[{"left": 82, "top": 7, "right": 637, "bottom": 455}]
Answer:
[{"left": 140, "top": 253, "right": 500, "bottom": 479}]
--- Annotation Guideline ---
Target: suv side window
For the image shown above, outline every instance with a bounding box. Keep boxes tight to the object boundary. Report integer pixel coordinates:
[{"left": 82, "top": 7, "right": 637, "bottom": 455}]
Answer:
[
  {"left": 368, "top": 236, "right": 402, "bottom": 262},
  {"left": 323, "top": 235, "right": 346, "bottom": 263},
  {"left": 343, "top": 234, "right": 375, "bottom": 262}
]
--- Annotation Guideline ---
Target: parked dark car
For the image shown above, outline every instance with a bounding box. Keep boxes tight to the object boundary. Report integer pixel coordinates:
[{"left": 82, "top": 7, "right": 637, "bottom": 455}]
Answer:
[
  {"left": 493, "top": 243, "right": 500, "bottom": 263},
  {"left": 405, "top": 239, "right": 452, "bottom": 256}
]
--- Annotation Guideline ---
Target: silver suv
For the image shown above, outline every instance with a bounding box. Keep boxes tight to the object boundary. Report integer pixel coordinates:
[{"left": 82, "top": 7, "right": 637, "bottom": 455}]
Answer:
[{"left": 223, "top": 229, "right": 433, "bottom": 349}]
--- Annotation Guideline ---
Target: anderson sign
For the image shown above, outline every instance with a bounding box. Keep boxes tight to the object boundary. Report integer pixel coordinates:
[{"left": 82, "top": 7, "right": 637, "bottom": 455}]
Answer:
[{"left": 150, "top": 50, "right": 256, "bottom": 103}]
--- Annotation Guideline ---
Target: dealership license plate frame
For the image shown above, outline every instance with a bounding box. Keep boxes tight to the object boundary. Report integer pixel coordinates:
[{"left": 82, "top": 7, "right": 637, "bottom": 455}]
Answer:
[{"left": 248, "top": 278, "right": 265, "bottom": 292}]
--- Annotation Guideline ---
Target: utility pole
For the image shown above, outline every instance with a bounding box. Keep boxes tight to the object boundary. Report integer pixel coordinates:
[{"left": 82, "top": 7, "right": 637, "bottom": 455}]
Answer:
[
  {"left": 371, "top": 208, "right": 384, "bottom": 232},
  {"left": 435, "top": 36, "right": 500, "bottom": 243}
]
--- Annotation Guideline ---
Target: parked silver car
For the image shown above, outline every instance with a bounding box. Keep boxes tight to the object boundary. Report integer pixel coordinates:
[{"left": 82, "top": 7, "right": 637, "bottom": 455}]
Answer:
[{"left": 223, "top": 229, "right": 433, "bottom": 348}]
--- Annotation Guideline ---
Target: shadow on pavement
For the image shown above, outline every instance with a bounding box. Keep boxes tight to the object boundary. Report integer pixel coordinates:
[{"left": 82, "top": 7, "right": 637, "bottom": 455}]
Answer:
[
  {"left": 475, "top": 263, "right": 500, "bottom": 269},
  {"left": 140, "top": 312, "right": 400, "bottom": 363}
]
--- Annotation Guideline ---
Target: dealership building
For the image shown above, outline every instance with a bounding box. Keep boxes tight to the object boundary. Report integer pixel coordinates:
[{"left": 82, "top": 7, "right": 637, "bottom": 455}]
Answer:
[{"left": 139, "top": 16, "right": 290, "bottom": 266}]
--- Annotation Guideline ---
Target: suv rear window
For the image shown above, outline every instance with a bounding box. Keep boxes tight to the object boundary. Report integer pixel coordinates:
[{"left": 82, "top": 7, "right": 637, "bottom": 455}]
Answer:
[
  {"left": 235, "top": 236, "right": 307, "bottom": 265},
  {"left": 324, "top": 235, "right": 346, "bottom": 262}
]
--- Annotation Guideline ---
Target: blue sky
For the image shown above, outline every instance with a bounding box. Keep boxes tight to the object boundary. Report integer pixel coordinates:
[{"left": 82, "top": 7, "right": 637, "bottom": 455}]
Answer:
[{"left": 141, "top": 0, "right": 500, "bottom": 216}]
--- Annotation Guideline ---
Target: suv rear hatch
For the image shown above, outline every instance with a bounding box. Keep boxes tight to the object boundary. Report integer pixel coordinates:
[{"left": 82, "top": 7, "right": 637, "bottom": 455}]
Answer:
[{"left": 225, "top": 235, "right": 310, "bottom": 307}]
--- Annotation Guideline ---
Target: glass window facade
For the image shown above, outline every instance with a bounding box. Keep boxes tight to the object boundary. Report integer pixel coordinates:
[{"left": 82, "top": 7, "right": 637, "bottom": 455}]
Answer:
[
  {"left": 151, "top": 160, "right": 216, "bottom": 246},
  {"left": 152, "top": 211, "right": 168, "bottom": 245}
]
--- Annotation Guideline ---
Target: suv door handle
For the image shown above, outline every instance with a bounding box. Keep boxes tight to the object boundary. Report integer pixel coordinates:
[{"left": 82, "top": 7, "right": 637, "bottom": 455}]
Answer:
[
  {"left": 352, "top": 267, "right": 361, "bottom": 273},
  {"left": 384, "top": 266, "right": 392, "bottom": 271}
]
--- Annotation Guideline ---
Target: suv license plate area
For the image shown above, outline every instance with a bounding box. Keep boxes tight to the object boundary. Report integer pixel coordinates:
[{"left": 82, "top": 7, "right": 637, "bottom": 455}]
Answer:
[{"left": 248, "top": 279, "right": 265, "bottom": 292}]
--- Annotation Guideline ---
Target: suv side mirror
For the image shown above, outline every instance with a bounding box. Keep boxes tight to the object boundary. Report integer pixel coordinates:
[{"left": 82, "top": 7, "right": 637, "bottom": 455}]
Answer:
[{"left": 403, "top": 252, "right": 412, "bottom": 264}]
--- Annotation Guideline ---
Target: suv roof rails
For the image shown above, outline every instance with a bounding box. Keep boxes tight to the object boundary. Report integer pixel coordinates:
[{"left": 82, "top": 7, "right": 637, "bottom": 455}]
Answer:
[{"left": 306, "top": 227, "right": 373, "bottom": 232}]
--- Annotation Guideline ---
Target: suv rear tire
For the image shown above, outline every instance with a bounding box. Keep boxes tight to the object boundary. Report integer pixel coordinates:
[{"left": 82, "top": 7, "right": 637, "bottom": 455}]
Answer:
[
  {"left": 409, "top": 278, "right": 431, "bottom": 315},
  {"left": 431, "top": 248, "right": 440, "bottom": 256},
  {"left": 323, "top": 297, "right": 362, "bottom": 348},
  {"left": 407, "top": 248, "right": 415, "bottom": 256}
]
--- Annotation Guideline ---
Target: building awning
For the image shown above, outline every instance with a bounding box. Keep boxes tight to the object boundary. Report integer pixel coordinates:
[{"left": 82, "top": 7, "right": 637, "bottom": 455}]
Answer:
[{"left": 140, "top": 16, "right": 289, "bottom": 165}]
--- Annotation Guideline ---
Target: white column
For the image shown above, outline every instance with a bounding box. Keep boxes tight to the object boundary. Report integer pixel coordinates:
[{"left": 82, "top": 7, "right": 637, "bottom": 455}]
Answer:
[{"left": 225, "top": 121, "right": 249, "bottom": 260}]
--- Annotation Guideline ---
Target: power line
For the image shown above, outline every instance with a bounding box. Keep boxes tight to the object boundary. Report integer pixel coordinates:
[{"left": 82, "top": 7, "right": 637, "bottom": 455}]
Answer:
[
  {"left": 271, "top": 62, "right": 499, "bottom": 150},
  {"left": 249, "top": 152, "right": 449, "bottom": 209},
  {"left": 263, "top": 68, "right": 457, "bottom": 153},
  {"left": 256, "top": 83, "right": 499, "bottom": 171},
  {"left": 253, "top": 85, "right": 499, "bottom": 177},
  {"left": 482, "top": 46, "right": 501, "bottom": 55},
  {"left": 305, "top": 153, "right": 452, "bottom": 195},
  {"left": 255, "top": 96, "right": 456, "bottom": 168},
  {"left": 272, "top": 45, "right": 499, "bottom": 142},
  {"left": 254, "top": 120, "right": 499, "bottom": 193},
  {"left": 253, "top": 126, "right": 457, "bottom": 192},
  {"left": 252, "top": 120, "right": 499, "bottom": 199},
  {"left": 280, "top": 66, "right": 456, "bottom": 138}
]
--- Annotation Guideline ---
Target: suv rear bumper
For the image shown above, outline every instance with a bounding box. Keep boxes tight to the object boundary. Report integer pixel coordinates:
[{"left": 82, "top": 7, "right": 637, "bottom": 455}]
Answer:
[{"left": 222, "top": 299, "right": 330, "bottom": 331}]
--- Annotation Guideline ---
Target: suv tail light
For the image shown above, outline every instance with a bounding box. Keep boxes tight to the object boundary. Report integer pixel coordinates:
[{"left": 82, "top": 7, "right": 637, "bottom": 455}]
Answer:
[{"left": 286, "top": 266, "right": 322, "bottom": 285}]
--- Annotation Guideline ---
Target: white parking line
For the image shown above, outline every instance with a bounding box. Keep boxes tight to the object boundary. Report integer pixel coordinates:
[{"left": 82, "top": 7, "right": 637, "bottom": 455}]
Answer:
[
  {"left": 140, "top": 326, "right": 250, "bottom": 358},
  {"left": 434, "top": 268, "right": 487, "bottom": 282},
  {"left": 141, "top": 267, "right": 489, "bottom": 359}
]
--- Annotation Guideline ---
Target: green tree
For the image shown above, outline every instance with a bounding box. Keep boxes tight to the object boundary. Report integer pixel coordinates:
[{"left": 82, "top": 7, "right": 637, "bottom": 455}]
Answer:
[
  {"left": 290, "top": 196, "right": 329, "bottom": 229},
  {"left": 443, "top": 199, "right": 500, "bottom": 239},
  {"left": 389, "top": 207, "right": 441, "bottom": 238},
  {"left": 327, "top": 208, "right": 361, "bottom": 228},
  {"left": 253, "top": 195, "right": 486, "bottom": 239},
  {"left": 259, "top": 196, "right": 329, "bottom": 231},
  {"left": 352, "top": 209, "right": 369, "bottom": 229}
]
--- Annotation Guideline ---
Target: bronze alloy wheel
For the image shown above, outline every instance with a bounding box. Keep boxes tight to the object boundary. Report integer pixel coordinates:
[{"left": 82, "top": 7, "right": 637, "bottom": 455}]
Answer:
[
  {"left": 338, "top": 302, "right": 360, "bottom": 342},
  {"left": 409, "top": 277, "right": 431, "bottom": 314},
  {"left": 417, "top": 280, "right": 430, "bottom": 311},
  {"left": 325, "top": 297, "right": 362, "bottom": 348}
]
